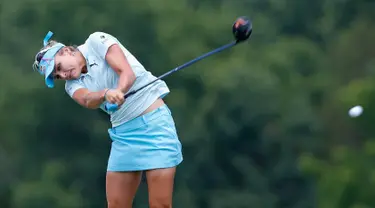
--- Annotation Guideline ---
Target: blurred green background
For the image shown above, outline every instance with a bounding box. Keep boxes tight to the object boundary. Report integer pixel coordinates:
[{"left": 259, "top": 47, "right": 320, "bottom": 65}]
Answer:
[{"left": 1, "top": 0, "right": 375, "bottom": 207}]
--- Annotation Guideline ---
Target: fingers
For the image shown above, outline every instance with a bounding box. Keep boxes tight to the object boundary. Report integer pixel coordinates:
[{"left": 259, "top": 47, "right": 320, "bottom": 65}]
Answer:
[
  {"left": 114, "top": 93, "right": 125, "bottom": 106},
  {"left": 105, "top": 89, "right": 125, "bottom": 106},
  {"left": 106, "top": 96, "right": 117, "bottom": 104}
]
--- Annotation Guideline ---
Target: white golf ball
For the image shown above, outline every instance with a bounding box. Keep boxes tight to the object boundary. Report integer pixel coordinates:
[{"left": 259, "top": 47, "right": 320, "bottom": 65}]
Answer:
[{"left": 348, "top": 105, "right": 363, "bottom": 117}]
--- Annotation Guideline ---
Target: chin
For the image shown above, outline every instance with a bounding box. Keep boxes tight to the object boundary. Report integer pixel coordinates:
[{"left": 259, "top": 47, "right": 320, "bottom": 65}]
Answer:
[{"left": 72, "top": 71, "right": 81, "bottom": 79}]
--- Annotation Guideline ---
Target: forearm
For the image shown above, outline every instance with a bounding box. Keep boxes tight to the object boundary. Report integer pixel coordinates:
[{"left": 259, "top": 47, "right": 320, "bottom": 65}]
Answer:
[
  {"left": 116, "top": 71, "right": 136, "bottom": 93},
  {"left": 83, "top": 89, "right": 107, "bottom": 109}
]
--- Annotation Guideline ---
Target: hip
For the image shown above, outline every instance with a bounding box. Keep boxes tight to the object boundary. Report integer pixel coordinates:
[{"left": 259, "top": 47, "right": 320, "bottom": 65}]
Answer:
[
  {"left": 107, "top": 103, "right": 182, "bottom": 171},
  {"left": 108, "top": 104, "right": 178, "bottom": 140}
]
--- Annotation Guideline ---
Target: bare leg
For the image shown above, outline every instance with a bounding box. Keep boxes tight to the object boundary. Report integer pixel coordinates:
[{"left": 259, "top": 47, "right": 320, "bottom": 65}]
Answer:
[
  {"left": 106, "top": 171, "right": 142, "bottom": 208},
  {"left": 146, "top": 167, "right": 177, "bottom": 208}
]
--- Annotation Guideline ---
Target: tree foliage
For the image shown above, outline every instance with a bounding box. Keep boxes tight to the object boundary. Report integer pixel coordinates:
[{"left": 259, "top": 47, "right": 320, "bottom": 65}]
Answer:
[{"left": 0, "top": 0, "right": 375, "bottom": 207}]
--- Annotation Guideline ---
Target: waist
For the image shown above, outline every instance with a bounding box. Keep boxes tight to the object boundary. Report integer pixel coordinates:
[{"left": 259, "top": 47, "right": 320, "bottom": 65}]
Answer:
[
  {"left": 109, "top": 82, "right": 170, "bottom": 127},
  {"left": 140, "top": 98, "right": 165, "bottom": 116},
  {"left": 111, "top": 103, "right": 171, "bottom": 133}
]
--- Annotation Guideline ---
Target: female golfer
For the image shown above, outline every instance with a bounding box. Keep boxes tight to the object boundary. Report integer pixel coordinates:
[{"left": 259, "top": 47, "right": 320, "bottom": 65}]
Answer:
[{"left": 32, "top": 31, "right": 183, "bottom": 208}]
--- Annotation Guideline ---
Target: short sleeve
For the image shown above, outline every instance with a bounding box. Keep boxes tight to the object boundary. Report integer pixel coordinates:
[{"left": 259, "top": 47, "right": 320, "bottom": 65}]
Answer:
[
  {"left": 87, "top": 32, "right": 119, "bottom": 59},
  {"left": 65, "top": 80, "right": 85, "bottom": 98}
]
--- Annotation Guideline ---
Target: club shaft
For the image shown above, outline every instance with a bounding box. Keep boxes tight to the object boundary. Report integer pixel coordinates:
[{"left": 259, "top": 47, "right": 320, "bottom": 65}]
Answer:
[{"left": 125, "top": 41, "right": 237, "bottom": 98}]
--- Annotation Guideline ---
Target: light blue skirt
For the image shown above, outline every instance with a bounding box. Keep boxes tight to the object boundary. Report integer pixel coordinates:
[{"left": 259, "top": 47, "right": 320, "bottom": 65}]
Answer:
[{"left": 107, "top": 104, "right": 183, "bottom": 172}]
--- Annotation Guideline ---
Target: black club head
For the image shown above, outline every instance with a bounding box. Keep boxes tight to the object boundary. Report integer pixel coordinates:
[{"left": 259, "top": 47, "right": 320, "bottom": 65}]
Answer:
[{"left": 232, "top": 16, "right": 252, "bottom": 42}]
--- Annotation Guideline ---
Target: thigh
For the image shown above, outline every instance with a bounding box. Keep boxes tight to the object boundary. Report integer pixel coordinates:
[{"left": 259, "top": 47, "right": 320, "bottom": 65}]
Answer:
[
  {"left": 106, "top": 171, "right": 142, "bottom": 208},
  {"left": 146, "top": 167, "right": 176, "bottom": 208}
]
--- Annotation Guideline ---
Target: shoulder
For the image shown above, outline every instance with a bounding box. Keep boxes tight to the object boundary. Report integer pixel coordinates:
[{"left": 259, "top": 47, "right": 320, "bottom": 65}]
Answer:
[
  {"left": 65, "top": 79, "right": 83, "bottom": 91},
  {"left": 86, "top": 32, "right": 118, "bottom": 45},
  {"left": 65, "top": 79, "right": 84, "bottom": 97},
  {"left": 84, "top": 32, "right": 120, "bottom": 57}
]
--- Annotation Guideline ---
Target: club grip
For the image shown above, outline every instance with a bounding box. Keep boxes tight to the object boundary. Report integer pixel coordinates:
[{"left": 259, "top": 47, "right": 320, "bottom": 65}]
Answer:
[
  {"left": 105, "top": 103, "right": 118, "bottom": 112},
  {"left": 104, "top": 90, "right": 137, "bottom": 112}
]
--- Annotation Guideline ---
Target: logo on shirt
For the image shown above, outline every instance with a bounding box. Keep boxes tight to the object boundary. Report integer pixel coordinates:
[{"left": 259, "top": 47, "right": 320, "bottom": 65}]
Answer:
[
  {"left": 89, "top": 62, "right": 98, "bottom": 67},
  {"left": 100, "top": 35, "right": 109, "bottom": 44}
]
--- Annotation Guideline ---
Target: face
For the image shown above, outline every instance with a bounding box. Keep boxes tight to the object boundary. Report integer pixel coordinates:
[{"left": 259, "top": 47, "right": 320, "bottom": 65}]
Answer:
[{"left": 52, "top": 47, "right": 83, "bottom": 80}]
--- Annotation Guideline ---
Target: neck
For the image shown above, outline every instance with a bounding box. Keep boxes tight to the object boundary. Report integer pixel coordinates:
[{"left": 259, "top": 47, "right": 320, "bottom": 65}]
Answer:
[{"left": 81, "top": 65, "right": 88, "bottom": 74}]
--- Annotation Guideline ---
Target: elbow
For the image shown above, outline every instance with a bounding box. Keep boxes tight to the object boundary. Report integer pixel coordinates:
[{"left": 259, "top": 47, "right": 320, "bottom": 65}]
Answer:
[
  {"left": 86, "top": 99, "right": 101, "bottom": 109},
  {"left": 120, "top": 70, "right": 136, "bottom": 84},
  {"left": 86, "top": 103, "right": 98, "bottom": 109},
  {"left": 84, "top": 100, "right": 95, "bottom": 109},
  {"left": 83, "top": 99, "right": 99, "bottom": 109},
  {"left": 125, "top": 69, "right": 136, "bottom": 83},
  {"left": 129, "top": 72, "right": 136, "bottom": 83}
]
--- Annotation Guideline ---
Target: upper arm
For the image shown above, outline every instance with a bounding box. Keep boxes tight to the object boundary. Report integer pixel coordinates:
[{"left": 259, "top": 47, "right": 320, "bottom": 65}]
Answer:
[
  {"left": 72, "top": 88, "right": 91, "bottom": 107},
  {"left": 87, "top": 32, "right": 135, "bottom": 77},
  {"left": 65, "top": 80, "right": 88, "bottom": 107}
]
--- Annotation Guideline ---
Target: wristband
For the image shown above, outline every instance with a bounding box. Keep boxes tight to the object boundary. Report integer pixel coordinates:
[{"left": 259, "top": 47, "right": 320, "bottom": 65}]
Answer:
[{"left": 104, "top": 88, "right": 111, "bottom": 101}]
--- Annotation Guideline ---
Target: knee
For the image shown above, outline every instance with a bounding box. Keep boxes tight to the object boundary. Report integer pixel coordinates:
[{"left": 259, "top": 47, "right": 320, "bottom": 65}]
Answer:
[
  {"left": 149, "top": 197, "right": 172, "bottom": 208},
  {"left": 107, "top": 200, "right": 120, "bottom": 208},
  {"left": 108, "top": 198, "right": 131, "bottom": 208}
]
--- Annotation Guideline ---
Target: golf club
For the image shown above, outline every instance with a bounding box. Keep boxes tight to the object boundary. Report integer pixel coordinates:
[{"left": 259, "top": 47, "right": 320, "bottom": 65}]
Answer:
[{"left": 105, "top": 16, "right": 252, "bottom": 112}]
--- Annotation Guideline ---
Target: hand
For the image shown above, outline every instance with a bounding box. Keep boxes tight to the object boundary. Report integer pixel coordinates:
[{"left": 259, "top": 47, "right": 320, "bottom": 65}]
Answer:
[{"left": 104, "top": 89, "right": 125, "bottom": 106}]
